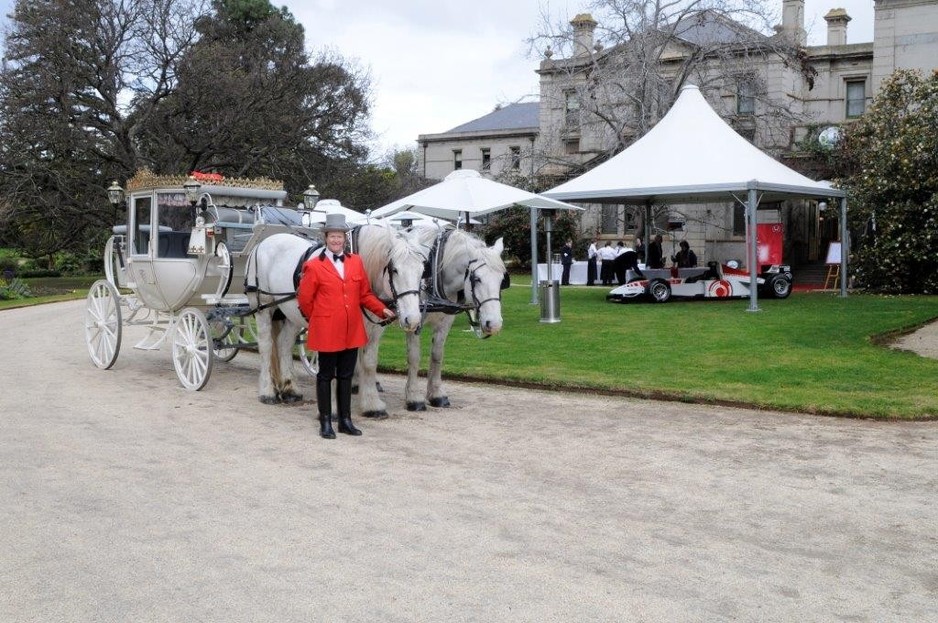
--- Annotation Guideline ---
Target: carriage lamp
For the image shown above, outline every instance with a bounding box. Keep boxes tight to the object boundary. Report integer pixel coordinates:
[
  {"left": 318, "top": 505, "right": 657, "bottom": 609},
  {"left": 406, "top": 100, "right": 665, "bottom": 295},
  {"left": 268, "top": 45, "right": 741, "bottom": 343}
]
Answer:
[
  {"left": 184, "top": 176, "right": 202, "bottom": 205},
  {"left": 303, "top": 184, "right": 321, "bottom": 210},
  {"left": 107, "top": 181, "right": 125, "bottom": 206}
]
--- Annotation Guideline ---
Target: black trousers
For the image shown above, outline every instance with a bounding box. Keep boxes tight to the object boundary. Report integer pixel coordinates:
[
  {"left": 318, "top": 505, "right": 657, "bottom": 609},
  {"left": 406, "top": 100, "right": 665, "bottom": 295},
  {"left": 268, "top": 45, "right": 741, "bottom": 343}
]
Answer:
[
  {"left": 586, "top": 258, "right": 597, "bottom": 285},
  {"left": 316, "top": 348, "right": 359, "bottom": 418},
  {"left": 561, "top": 263, "right": 572, "bottom": 285},
  {"left": 317, "top": 348, "right": 358, "bottom": 383}
]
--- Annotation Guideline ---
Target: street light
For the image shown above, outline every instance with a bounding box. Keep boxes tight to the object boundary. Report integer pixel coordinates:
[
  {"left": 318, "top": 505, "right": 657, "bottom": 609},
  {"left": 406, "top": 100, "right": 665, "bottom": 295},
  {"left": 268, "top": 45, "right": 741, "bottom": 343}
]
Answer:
[{"left": 107, "top": 180, "right": 125, "bottom": 207}]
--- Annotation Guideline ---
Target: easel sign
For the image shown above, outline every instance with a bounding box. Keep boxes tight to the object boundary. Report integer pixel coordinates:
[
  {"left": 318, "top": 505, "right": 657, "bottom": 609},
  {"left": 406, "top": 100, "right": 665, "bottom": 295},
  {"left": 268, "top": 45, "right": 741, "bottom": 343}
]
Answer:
[
  {"left": 824, "top": 241, "right": 842, "bottom": 289},
  {"left": 825, "top": 241, "right": 842, "bottom": 265}
]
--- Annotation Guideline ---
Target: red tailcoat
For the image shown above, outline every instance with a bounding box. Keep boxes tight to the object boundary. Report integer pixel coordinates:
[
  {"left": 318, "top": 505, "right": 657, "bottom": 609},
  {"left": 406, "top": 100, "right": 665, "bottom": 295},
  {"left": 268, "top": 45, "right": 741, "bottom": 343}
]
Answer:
[{"left": 297, "top": 251, "right": 389, "bottom": 353}]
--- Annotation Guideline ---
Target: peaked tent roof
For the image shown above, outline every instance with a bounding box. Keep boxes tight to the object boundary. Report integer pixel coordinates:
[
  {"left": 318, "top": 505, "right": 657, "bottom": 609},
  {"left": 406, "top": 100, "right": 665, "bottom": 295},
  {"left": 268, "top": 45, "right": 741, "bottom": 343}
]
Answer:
[{"left": 544, "top": 84, "right": 844, "bottom": 205}]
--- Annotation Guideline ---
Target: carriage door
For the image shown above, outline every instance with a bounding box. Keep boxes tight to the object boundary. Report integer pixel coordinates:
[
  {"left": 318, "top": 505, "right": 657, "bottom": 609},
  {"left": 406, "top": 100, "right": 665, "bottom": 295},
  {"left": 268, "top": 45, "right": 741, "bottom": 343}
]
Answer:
[{"left": 125, "top": 194, "right": 162, "bottom": 309}]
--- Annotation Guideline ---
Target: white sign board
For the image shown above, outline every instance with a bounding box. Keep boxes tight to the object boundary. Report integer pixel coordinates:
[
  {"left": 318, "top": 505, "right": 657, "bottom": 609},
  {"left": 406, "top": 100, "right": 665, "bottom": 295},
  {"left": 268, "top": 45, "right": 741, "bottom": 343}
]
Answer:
[{"left": 825, "top": 241, "right": 842, "bottom": 265}]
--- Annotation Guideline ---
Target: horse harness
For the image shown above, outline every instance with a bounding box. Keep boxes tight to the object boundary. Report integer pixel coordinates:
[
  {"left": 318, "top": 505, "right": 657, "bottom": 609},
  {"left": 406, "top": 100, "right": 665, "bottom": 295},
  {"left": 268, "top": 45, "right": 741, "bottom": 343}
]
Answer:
[{"left": 421, "top": 227, "right": 508, "bottom": 336}]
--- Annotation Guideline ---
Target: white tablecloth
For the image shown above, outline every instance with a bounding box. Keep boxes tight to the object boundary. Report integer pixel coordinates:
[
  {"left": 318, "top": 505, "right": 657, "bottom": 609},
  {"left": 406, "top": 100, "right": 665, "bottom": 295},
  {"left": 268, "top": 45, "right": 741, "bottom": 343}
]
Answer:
[{"left": 536, "top": 261, "right": 590, "bottom": 284}]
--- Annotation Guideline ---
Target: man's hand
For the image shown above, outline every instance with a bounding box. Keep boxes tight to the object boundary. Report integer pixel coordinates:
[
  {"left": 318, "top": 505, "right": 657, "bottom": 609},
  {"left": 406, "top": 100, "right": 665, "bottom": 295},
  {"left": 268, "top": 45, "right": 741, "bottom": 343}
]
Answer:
[{"left": 383, "top": 308, "right": 396, "bottom": 320}]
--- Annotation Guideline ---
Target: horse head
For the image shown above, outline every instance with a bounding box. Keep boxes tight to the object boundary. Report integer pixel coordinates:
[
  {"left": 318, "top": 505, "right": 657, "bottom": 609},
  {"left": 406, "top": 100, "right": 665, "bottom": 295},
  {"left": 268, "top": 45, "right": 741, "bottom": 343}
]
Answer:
[
  {"left": 463, "top": 236, "right": 506, "bottom": 337},
  {"left": 359, "top": 224, "right": 427, "bottom": 333}
]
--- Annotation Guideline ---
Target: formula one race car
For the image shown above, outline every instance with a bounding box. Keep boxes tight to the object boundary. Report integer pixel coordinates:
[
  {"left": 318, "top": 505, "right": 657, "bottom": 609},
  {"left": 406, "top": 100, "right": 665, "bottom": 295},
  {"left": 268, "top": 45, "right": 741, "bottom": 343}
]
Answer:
[{"left": 606, "top": 261, "right": 793, "bottom": 304}]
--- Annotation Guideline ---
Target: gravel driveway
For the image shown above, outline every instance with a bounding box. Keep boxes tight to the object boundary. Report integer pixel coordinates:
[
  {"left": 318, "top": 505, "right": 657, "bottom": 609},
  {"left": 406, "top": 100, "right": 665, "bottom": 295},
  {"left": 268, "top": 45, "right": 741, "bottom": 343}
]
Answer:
[{"left": 2, "top": 300, "right": 937, "bottom": 622}]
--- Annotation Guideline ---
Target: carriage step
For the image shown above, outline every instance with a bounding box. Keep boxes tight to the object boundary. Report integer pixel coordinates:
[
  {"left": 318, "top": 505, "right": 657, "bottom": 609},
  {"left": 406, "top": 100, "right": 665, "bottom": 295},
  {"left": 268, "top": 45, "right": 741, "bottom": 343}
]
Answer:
[
  {"left": 202, "top": 294, "right": 249, "bottom": 305},
  {"left": 133, "top": 326, "right": 168, "bottom": 350}
]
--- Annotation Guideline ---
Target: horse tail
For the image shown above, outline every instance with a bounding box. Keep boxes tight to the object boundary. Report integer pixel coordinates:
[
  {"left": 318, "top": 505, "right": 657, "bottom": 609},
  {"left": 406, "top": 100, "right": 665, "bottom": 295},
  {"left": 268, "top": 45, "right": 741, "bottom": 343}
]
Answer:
[{"left": 269, "top": 315, "right": 282, "bottom": 387}]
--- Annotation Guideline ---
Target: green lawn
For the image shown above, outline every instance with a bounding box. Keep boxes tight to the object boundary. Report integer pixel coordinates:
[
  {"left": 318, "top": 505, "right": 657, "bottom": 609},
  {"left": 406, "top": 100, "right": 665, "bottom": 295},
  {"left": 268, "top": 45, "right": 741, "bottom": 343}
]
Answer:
[
  {"left": 4, "top": 274, "right": 937, "bottom": 419},
  {"left": 374, "top": 277, "right": 938, "bottom": 420}
]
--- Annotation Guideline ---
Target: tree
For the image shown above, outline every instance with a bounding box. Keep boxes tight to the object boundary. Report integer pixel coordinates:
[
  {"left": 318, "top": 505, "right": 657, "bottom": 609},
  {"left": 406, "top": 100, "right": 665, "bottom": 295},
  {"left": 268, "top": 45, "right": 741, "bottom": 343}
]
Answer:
[
  {"left": 531, "top": 0, "right": 812, "bottom": 171},
  {"left": 839, "top": 69, "right": 938, "bottom": 294},
  {"left": 0, "top": 0, "right": 205, "bottom": 259},
  {"left": 137, "top": 0, "right": 374, "bottom": 195}
]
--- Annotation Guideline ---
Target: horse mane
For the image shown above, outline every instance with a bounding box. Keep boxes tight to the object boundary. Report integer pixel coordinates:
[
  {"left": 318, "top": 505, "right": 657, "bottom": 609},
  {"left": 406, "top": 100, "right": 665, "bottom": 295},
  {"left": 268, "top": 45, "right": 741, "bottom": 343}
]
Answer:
[
  {"left": 357, "top": 223, "right": 429, "bottom": 287},
  {"left": 441, "top": 227, "right": 506, "bottom": 274}
]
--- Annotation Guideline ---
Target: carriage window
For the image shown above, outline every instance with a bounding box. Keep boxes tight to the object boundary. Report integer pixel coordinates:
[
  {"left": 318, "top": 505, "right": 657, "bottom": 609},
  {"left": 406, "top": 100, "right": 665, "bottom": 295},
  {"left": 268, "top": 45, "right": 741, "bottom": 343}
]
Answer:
[
  {"left": 156, "top": 192, "right": 196, "bottom": 258},
  {"left": 132, "top": 196, "right": 152, "bottom": 255}
]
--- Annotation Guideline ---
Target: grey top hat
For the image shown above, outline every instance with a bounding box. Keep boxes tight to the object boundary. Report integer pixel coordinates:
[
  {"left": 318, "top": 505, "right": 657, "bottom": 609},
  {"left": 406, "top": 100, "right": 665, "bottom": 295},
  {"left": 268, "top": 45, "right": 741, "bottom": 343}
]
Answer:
[{"left": 321, "top": 212, "right": 351, "bottom": 233}]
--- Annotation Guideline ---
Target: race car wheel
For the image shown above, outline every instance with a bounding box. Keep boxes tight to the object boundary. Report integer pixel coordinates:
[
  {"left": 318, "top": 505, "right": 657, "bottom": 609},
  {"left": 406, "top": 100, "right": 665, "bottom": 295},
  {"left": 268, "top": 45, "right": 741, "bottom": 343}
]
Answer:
[
  {"left": 768, "top": 274, "right": 792, "bottom": 299},
  {"left": 647, "top": 278, "right": 672, "bottom": 304}
]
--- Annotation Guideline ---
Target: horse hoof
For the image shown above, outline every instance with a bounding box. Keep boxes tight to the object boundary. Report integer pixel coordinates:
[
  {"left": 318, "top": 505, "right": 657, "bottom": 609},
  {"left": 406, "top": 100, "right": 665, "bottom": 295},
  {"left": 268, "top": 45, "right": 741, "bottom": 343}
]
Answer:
[
  {"left": 259, "top": 395, "right": 280, "bottom": 405},
  {"left": 376, "top": 381, "right": 384, "bottom": 393},
  {"left": 406, "top": 401, "right": 427, "bottom": 412},
  {"left": 280, "top": 391, "right": 303, "bottom": 404},
  {"left": 361, "top": 410, "right": 389, "bottom": 420},
  {"left": 429, "top": 397, "right": 451, "bottom": 408}
]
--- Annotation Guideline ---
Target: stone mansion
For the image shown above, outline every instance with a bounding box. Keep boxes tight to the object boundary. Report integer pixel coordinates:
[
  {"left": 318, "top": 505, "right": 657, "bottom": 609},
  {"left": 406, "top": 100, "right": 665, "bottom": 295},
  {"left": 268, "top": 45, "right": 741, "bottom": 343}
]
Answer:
[{"left": 415, "top": 0, "right": 938, "bottom": 266}]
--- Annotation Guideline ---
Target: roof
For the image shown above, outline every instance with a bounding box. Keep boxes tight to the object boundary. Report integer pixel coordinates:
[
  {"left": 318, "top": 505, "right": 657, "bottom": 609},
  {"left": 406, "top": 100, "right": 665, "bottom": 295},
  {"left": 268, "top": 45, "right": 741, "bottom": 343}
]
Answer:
[
  {"left": 672, "top": 9, "right": 767, "bottom": 47},
  {"left": 543, "top": 84, "right": 844, "bottom": 205},
  {"left": 444, "top": 102, "right": 539, "bottom": 134}
]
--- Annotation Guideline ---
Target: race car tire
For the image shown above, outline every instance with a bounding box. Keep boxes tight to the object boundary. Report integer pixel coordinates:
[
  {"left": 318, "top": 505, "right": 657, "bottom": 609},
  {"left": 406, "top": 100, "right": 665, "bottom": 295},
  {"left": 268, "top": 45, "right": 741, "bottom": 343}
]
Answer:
[
  {"left": 647, "top": 278, "right": 672, "bottom": 304},
  {"left": 767, "top": 274, "right": 792, "bottom": 299}
]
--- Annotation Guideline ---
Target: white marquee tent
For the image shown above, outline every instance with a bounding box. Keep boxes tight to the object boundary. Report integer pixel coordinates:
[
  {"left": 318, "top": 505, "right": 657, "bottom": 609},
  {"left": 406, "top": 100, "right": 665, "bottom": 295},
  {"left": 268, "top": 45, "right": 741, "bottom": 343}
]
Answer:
[{"left": 544, "top": 84, "right": 848, "bottom": 310}]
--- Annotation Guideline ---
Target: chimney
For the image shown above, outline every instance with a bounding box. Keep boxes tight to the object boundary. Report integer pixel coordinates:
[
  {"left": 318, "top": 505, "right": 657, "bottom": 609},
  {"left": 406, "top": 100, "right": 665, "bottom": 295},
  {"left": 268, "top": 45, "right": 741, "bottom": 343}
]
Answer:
[
  {"left": 570, "top": 13, "right": 598, "bottom": 58},
  {"left": 781, "top": 0, "right": 806, "bottom": 46},
  {"left": 824, "top": 8, "right": 851, "bottom": 46}
]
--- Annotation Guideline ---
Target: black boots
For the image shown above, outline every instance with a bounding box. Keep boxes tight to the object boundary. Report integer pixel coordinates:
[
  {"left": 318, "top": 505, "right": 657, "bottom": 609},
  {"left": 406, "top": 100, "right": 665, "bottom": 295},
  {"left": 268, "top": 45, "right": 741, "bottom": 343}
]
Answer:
[
  {"left": 316, "top": 378, "right": 361, "bottom": 438},
  {"left": 336, "top": 378, "right": 362, "bottom": 436},
  {"left": 316, "top": 379, "right": 336, "bottom": 439}
]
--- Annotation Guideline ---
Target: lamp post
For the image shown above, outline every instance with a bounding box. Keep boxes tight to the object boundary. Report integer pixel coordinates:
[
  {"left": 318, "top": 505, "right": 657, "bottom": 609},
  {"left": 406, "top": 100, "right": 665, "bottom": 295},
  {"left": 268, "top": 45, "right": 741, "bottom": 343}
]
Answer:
[
  {"left": 107, "top": 180, "right": 125, "bottom": 222},
  {"left": 107, "top": 180, "right": 125, "bottom": 207},
  {"left": 303, "top": 184, "right": 320, "bottom": 211}
]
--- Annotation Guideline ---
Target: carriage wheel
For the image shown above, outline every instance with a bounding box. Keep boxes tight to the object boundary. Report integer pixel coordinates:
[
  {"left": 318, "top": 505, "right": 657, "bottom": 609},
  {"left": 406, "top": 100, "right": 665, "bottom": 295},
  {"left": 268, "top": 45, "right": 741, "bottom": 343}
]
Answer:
[
  {"left": 84, "top": 279, "right": 122, "bottom": 370},
  {"left": 297, "top": 332, "right": 318, "bottom": 375},
  {"left": 209, "top": 316, "right": 240, "bottom": 363},
  {"left": 172, "top": 308, "right": 214, "bottom": 391}
]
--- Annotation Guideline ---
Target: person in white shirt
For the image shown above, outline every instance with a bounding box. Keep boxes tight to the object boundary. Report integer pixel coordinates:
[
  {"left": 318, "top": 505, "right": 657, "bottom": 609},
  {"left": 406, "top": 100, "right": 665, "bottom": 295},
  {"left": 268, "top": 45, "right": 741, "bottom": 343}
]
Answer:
[
  {"left": 586, "top": 235, "right": 600, "bottom": 286},
  {"left": 597, "top": 242, "right": 617, "bottom": 285}
]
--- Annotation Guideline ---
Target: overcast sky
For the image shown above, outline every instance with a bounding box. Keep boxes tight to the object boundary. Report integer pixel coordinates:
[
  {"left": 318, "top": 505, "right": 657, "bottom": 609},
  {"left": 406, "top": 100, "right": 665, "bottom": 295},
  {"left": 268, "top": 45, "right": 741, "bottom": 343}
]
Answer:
[{"left": 1, "top": 0, "right": 875, "bottom": 157}]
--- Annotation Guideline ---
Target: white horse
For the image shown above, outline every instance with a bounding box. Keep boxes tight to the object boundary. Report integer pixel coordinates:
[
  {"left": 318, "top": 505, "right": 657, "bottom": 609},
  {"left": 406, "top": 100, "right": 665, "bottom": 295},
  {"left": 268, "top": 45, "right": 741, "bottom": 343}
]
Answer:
[
  {"left": 357, "top": 225, "right": 506, "bottom": 417},
  {"left": 245, "top": 225, "right": 427, "bottom": 404}
]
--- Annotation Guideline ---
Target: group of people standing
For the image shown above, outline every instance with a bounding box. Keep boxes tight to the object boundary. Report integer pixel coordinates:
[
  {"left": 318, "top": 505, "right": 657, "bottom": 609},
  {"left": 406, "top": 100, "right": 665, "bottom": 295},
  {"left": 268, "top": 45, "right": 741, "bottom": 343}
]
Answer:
[{"left": 560, "top": 233, "right": 698, "bottom": 286}]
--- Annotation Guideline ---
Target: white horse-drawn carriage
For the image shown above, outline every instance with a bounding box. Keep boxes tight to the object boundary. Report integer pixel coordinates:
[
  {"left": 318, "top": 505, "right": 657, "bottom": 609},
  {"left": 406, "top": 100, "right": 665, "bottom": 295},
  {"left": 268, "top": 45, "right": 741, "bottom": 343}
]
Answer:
[
  {"left": 84, "top": 170, "right": 506, "bottom": 413},
  {"left": 84, "top": 170, "right": 323, "bottom": 390}
]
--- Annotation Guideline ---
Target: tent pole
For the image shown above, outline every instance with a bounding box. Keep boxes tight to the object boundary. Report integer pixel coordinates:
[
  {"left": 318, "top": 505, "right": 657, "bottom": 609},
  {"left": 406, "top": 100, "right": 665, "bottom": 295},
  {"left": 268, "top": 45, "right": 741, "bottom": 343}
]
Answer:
[
  {"left": 840, "top": 196, "right": 849, "bottom": 298},
  {"left": 644, "top": 200, "right": 652, "bottom": 265},
  {"left": 747, "top": 187, "right": 760, "bottom": 313},
  {"left": 530, "top": 207, "right": 539, "bottom": 304}
]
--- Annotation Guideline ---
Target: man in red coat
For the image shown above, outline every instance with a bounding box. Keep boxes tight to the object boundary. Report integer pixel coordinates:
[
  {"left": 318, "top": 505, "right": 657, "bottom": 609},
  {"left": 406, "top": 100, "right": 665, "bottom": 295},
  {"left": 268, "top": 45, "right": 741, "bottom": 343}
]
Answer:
[{"left": 297, "top": 213, "right": 395, "bottom": 439}]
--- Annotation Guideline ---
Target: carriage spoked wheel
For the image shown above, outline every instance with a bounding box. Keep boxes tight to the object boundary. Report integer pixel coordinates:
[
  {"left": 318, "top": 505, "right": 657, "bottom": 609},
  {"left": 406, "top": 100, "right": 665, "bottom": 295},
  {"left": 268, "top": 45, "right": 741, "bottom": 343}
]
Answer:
[
  {"left": 84, "top": 279, "right": 122, "bottom": 370},
  {"left": 209, "top": 316, "right": 240, "bottom": 363},
  {"left": 297, "top": 331, "right": 318, "bottom": 376},
  {"left": 172, "top": 308, "right": 214, "bottom": 391}
]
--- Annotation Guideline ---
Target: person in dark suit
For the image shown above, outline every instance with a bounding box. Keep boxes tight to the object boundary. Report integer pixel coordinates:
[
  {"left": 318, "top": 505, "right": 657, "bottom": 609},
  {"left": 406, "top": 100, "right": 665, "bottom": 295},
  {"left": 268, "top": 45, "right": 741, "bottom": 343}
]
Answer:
[
  {"left": 297, "top": 213, "right": 396, "bottom": 439},
  {"left": 671, "top": 240, "right": 698, "bottom": 268},
  {"left": 647, "top": 234, "right": 665, "bottom": 268},
  {"left": 560, "top": 239, "right": 574, "bottom": 285}
]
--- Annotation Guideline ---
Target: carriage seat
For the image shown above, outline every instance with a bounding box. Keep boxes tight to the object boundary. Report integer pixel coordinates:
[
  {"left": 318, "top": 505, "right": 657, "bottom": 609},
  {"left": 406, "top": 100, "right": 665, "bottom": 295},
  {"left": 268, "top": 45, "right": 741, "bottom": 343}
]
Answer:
[{"left": 157, "top": 231, "right": 194, "bottom": 258}]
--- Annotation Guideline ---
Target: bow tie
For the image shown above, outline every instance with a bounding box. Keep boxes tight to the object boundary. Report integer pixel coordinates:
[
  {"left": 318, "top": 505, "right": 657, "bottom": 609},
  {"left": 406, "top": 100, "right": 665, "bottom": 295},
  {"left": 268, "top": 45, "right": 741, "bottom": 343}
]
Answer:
[{"left": 333, "top": 254, "right": 345, "bottom": 262}]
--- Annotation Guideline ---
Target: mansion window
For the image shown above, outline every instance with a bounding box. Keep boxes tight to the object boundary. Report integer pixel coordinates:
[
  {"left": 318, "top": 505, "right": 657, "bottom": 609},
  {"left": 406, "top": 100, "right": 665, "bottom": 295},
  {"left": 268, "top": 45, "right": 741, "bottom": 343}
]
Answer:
[
  {"left": 564, "top": 90, "right": 580, "bottom": 129},
  {"left": 453, "top": 149, "right": 462, "bottom": 170},
  {"left": 736, "top": 79, "right": 755, "bottom": 116},
  {"left": 564, "top": 139, "right": 580, "bottom": 155},
  {"left": 733, "top": 204, "right": 746, "bottom": 236},
  {"left": 480, "top": 148, "right": 491, "bottom": 172},
  {"left": 846, "top": 80, "right": 866, "bottom": 118},
  {"left": 509, "top": 146, "right": 521, "bottom": 170}
]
